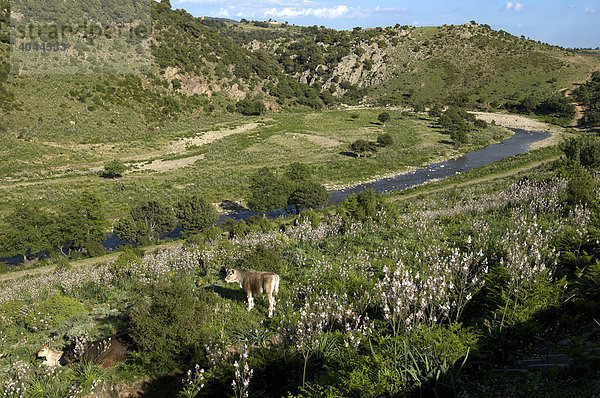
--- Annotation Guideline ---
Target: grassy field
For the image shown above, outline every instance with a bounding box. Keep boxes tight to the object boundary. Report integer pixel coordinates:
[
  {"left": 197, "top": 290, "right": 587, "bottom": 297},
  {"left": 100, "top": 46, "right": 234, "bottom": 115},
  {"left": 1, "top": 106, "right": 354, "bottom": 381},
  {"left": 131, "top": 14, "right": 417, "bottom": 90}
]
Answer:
[{"left": 0, "top": 107, "right": 509, "bottom": 218}]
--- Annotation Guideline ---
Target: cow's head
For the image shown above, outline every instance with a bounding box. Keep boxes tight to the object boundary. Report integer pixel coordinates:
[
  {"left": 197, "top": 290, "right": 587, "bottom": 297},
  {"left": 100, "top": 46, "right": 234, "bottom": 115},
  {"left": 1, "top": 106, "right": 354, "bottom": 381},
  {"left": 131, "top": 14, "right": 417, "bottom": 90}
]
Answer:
[{"left": 225, "top": 268, "right": 239, "bottom": 283}]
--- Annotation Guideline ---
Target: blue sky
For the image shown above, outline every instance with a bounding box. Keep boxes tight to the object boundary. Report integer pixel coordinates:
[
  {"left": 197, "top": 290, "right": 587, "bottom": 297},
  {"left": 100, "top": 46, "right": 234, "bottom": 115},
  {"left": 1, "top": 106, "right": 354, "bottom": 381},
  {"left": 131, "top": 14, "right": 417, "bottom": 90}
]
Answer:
[{"left": 171, "top": 0, "right": 599, "bottom": 48}]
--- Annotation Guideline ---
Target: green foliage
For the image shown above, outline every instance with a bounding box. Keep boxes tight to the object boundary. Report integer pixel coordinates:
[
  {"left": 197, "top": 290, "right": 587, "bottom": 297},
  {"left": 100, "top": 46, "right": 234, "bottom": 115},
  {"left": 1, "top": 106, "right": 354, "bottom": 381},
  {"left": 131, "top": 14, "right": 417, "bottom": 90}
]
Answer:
[
  {"left": 25, "top": 294, "right": 87, "bottom": 331},
  {"left": 285, "top": 162, "right": 313, "bottom": 183},
  {"left": 377, "top": 112, "right": 391, "bottom": 125},
  {"left": 241, "top": 245, "right": 284, "bottom": 273},
  {"left": 130, "top": 277, "right": 215, "bottom": 372},
  {"left": 175, "top": 194, "right": 219, "bottom": 235},
  {"left": 247, "top": 168, "right": 293, "bottom": 213},
  {"left": 109, "top": 245, "right": 144, "bottom": 277},
  {"left": 101, "top": 159, "right": 127, "bottom": 178},
  {"left": 55, "top": 191, "right": 108, "bottom": 253},
  {"left": 288, "top": 181, "right": 330, "bottom": 209},
  {"left": 341, "top": 189, "right": 380, "bottom": 221},
  {"left": 235, "top": 99, "right": 266, "bottom": 116},
  {"left": 560, "top": 135, "right": 600, "bottom": 169},
  {"left": 567, "top": 166, "right": 597, "bottom": 207},
  {"left": 114, "top": 214, "right": 150, "bottom": 245},
  {"left": 575, "top": 71, "right": 600, "bottom": 127},
  {"left": 376, "top": 133, "right": 394, "bottom": 147},
  {"left": 350, "top": 139, "right": 378, "bottom": 156},
  {"left": 130, "top": 200, "right": 177, "bottom": 241},
  {"left": 0, "top": 203, "right": 54, "bottom": 262}
]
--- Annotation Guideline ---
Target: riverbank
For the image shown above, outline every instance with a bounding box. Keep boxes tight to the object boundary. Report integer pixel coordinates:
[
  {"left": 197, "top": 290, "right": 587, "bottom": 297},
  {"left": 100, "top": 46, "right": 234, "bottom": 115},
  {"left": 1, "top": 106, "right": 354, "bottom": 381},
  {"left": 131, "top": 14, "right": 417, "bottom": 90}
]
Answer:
[{"left": 471, "top": 111, "right": 564, "bottom": 150}]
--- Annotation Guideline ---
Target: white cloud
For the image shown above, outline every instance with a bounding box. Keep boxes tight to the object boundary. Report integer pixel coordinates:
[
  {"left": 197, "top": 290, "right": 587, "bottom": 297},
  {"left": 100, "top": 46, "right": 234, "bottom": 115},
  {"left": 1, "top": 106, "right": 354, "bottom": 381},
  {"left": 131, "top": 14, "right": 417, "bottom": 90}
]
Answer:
[
  {"left": 585, "top": 7, "right": 596, "bottom": 13},
  {"left": 218, "top": 7, "right": 230, "bottom": 17},
  {"left": 264, "top": 5, "right": 349, "bottom": 19},
  {"left": 505, "top": 2, "right": 524, "bottom": 11}
]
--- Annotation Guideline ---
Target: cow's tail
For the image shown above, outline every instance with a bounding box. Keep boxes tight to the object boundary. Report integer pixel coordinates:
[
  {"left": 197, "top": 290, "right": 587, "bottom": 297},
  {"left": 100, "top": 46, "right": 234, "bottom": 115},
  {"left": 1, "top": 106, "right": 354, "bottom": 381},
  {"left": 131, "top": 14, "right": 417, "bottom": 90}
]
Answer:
[{"left": 273, "top": 274, "right": 280, "bottom": 298}]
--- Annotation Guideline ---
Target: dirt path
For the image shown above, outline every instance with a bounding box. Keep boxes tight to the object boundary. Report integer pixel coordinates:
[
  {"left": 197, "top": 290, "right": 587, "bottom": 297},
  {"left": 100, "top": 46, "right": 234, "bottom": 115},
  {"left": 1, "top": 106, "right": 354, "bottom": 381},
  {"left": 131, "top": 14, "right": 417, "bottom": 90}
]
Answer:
[
  {"left": 0, "top": 122, "right": 262, "bottom": 189},
  {"left": 563, "top": 64, "right": 600, "bottom": 127},
  {"left": 0, "top": 241, "right": 182, "bottom": 283},
  {"left": 391, "top": 156, "right": 560, "bottom": 202}
]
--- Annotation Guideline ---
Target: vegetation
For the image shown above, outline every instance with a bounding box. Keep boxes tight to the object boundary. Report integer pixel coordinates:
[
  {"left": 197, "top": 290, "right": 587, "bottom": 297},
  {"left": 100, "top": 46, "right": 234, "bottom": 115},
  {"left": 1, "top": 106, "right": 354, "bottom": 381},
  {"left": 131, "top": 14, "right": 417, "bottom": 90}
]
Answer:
[
  {"left": 574, "top": 71, "right": 600, "bottom": 127},
  {"left": 101, "top": 160, "right": 127, "bottom": 179}
]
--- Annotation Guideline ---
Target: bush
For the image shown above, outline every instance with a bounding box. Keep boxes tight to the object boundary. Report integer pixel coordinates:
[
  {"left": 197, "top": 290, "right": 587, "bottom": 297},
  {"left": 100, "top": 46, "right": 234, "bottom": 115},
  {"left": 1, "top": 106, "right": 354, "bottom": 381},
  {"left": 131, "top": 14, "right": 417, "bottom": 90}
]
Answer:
[
  {"left": 567, "top": 166, "right": 597, "bottom": 207},
  {"left": 561, "top": 135, "right": 600, "bottom": 169},
  {"left": 109, "top": 246, "right": 144, "bottom": 277},
  {"left": 101, "top": 159, "right": 127, "bottom": 178},
  {"left": 236, "top": 99, "right": 266, "bottom": 116},
  {"left": 25, "top": 294, "right": 87, "bottom": 331},
  {"left": 130, "top": 277, "right": 216, "bottom": 372},
  {"left": 377, "top": 133, "right": 394, "bottom": 147},
  {"left": 350, "top": 139, "right": 378, "bottom": 156},
  {"left": 377, "top": 112, "right": 391, "bottom": 125},
  {"left": 288, "top": 181, "right": 330, "bottom": 209},
  {"left": 175, "top": 194, "right": 219, "bottom": 235},
  {"left": 242, "top": 246, "right": 284, "bottom": 274}
]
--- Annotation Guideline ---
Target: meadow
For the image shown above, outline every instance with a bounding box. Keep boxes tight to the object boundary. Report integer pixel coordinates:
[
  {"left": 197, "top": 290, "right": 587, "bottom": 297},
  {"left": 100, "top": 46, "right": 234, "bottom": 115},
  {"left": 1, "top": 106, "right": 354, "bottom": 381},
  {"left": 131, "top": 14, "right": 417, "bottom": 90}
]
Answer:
[
  {"left": 0, "top": 135, "right": 599, "bottom": 397},
  {"left": 0, "top": 106, "right": 509, "bottom": 218}
]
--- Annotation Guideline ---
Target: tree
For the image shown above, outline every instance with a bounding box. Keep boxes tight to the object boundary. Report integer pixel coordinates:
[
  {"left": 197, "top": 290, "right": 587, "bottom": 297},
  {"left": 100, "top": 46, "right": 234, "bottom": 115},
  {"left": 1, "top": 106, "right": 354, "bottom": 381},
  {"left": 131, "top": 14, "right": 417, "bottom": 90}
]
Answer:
[
  {"left": 175, "top": 194, "right": 219, "bottom": 234},
  {"left": 377, "top": 133, "right": 394, "bottom": 147},
  {"left": 561, "top": 135, "right": 600, "bottom": 169},
  {"left": 131, "top": 200, "right": 177, "bottom": 241},
  {"left": 235, "top": 99, "right": 266, "bottom": 116},
  {"left": 114, "top": 214, "right": 150, "bottom": 245},
  {"left": 378, "top": 111, "right": 391, "bottom": 125},
  {"left": 288, "top": 181, "right": 330, "bottom": 209},
  {"left": 247, "top": 168, "right": 293, "bottom": 213},
  {"left": 55, "top": 192, "right": 108, "bottom": 254},
  {"left": 101, "top": 159, "right": 127, "bottom": 178},
  {"left": 285, "top": 162, "right": 313, "bottom": 183},
  {"left": 0, "top": 204, "right": 54, "bottom": 264},
  {"left": 567, "top": 166, "right": 597, "bottom": 207},
  {"left": 351, "top": 139, "right": 378, "bottom": 156}
]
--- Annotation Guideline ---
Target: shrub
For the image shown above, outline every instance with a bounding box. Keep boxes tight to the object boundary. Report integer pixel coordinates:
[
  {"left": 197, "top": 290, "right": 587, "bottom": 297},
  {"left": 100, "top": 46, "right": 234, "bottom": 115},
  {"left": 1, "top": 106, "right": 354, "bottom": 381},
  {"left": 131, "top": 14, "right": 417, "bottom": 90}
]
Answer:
[
  {"left": 25, "top": 294, "right": 87, "bottom": 331},
  {"left": 130, "top": 200, "right": 177, "bottom": 241},
  {"left": 561, "top": 135, "right": 600, "bottom": 169},
  {"left": 567, "top": 166, "right": 597, "bottom": 207},
  {"left": 377, "top": 112, "right": 391, "bottom": 125},
  {"left": 288, "top": 181, "right": 330, "bottom": 209},
  {"left": 241, "top": 245, "right": 283, "bottom": 273},
  {"left": 130, "top": 277, "right": 216, "bottom": 372},
  {"left": 101, "top": 159, "right": 127, "bottom": 178},
  {"left": 175, "top": 194, "right": 219, "bottom": 235},
  {"left": 377, "top": 133, "right": 394, "bottom": 147},
  {"left": 236, "top": 99, "right": 266, "bottom": 116},
  {"left": 110, "top": 245, "right": 144, "bottom": 277},
  {"left": 350, "top": 139, "right": 378, "bottom": 156}
]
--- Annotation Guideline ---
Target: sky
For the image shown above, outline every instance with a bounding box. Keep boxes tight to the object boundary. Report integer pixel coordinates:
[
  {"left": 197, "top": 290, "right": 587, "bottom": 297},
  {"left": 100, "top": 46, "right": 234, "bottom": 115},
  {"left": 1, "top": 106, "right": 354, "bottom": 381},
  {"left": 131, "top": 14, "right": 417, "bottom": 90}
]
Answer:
[{"left": 171, "top": 0, "right": 600, "bottom": 48}]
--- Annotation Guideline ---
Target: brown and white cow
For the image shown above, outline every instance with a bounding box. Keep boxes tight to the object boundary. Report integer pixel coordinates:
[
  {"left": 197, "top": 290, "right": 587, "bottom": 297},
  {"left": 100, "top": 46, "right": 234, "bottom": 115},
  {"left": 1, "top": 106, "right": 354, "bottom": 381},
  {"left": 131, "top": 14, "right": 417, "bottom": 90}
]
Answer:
[{"left": 225, "top": 269, "right": 280, "bottom": 317}]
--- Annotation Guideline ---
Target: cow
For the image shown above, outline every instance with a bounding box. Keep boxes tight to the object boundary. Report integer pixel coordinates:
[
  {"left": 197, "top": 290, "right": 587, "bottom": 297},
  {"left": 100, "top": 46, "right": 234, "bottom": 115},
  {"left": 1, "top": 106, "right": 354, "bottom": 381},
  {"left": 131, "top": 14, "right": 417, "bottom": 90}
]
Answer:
[
  {"left": 225, "top": 268, "right": 280, "bottom": 317},
  {"left": 37, "top": 344, "right": 63, "bottom": 367}
]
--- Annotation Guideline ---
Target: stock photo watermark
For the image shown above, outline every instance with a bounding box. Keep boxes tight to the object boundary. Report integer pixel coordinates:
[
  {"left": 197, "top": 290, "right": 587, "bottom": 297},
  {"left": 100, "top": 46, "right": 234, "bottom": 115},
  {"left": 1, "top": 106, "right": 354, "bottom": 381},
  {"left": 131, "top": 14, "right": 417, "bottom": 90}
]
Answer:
[{"left": 10, "top": 0, "right": 152, "bottom": 74}]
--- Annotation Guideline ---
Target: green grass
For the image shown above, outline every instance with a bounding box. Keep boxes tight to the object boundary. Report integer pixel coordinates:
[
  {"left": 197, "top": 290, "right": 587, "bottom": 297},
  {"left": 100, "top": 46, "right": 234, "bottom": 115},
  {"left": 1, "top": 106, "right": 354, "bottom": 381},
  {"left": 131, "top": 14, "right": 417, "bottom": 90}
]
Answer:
[{"left": 0, "top": 108, "right": 509, "bottom": 218}]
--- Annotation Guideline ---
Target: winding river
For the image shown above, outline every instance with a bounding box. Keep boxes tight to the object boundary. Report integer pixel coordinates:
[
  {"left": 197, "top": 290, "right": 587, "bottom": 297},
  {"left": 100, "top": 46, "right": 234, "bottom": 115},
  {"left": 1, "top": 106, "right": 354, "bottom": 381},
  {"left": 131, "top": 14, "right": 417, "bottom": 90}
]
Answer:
[{"left": 101, "top": 128, "right": 549, "bottom": 249}]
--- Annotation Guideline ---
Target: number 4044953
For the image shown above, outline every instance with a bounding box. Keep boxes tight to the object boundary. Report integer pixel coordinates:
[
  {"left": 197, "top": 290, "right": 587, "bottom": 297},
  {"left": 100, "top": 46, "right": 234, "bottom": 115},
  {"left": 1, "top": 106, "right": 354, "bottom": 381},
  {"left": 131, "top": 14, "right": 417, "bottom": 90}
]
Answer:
[{"left": 17, "top": 42, "right": 68, "bottom": 51}]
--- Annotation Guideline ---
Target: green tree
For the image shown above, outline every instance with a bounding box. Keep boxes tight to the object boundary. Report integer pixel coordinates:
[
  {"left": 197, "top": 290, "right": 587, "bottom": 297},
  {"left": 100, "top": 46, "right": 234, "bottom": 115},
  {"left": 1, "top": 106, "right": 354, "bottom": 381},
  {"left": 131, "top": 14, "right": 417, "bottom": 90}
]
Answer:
[
  {"left": 567, "top": 166, "right": 597, "bottom": 207},
  {"left": 0, "top": 204, "right": 54, "bottom": 264},
  {"left": 288, "top": 181, "right": 330, "bottom": 209},
  {"left": 247, "top": 168, "right": 293, "bottom": 213},
  {"left": 561, "top": 135, "right": 600, "bottom": 169},
  {"left": 378, "top": 111, "right": 391, "bottom": 125},
  {"left": 101, "top": 159, "right": 127, "bottom": 178},
  {"left": 131, "top": 200, "right": 177, "bottom": 241},
  {"left": 351, "top": 139, "right": 378, "bottom": 156},
  {"left": 377, "top": 133, "right": 394, "bottom": 147},
  {"left": 175, "top": 194, "right": 219, "bottom": 234},
  {"left": 114, "top": 214, "right": 150, "bottom": 245},
  {"left": 55, "top": 192, "right": 108, "bottom": 254},
  {"left": 285, "top": 162, "right": 313, "bottom": 183}
]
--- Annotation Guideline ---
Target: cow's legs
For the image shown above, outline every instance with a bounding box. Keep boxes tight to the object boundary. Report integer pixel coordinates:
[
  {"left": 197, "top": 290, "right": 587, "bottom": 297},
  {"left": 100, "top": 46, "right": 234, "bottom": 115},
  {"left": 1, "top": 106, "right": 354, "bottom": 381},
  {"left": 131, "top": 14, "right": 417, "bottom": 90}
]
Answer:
[
  {"left": 247, "top": 293, "right": 254, "bottom": 311},
  {"left": 267, "top": 293, "right": 276, "bottom": 317}
]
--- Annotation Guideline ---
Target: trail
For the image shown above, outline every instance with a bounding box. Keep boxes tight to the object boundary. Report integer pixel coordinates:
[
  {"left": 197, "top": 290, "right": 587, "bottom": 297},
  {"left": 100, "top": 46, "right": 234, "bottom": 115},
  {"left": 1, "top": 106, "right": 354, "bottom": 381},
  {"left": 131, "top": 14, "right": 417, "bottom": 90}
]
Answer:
[
  {"left": 563, "top": 64, "right": 600, "bottom": 127},
  {"left": 0, "top": 241, "right": 182, "bottom": 283},
  {"left": 391, "top": 156, "right": 560, "bottom": 202}
]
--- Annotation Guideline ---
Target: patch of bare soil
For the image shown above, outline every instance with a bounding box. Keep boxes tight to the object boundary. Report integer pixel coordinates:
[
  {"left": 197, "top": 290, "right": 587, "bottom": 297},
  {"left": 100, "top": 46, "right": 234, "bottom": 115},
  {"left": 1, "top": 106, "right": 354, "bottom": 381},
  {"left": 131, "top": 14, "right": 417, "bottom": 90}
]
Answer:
[
  {"left": 168, "top": 122, "right": 262, "bottom": 152},
  {"left": 286, "top": 133, "right": 342, "bottom": 147}
]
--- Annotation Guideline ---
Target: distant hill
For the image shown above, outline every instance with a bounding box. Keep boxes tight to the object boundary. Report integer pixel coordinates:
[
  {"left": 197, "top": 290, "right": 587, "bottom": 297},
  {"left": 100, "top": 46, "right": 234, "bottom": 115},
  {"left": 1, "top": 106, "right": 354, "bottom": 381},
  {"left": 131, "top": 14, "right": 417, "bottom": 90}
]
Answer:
[{"left": 1, "top": 0, "right": 599, "bottom": 135}]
